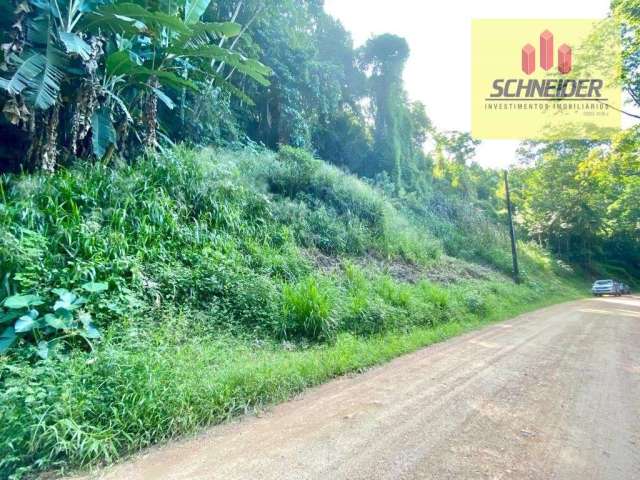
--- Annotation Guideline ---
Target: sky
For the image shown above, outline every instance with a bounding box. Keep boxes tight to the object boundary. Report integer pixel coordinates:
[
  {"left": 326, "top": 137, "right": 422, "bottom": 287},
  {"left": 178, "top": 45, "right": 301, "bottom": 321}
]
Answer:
[{"left": 323, "top": 0, "right": 620, "bottom": 169}]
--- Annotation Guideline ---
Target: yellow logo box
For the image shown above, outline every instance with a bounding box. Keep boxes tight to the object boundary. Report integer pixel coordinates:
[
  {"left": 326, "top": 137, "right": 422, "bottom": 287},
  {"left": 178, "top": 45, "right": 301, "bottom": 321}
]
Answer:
[{"left": 471, "top": 19, "right": 622, "bottom": 140}]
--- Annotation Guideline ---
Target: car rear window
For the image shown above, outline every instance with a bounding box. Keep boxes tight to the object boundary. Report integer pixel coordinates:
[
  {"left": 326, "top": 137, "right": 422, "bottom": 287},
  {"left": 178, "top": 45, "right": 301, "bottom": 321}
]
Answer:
[{"left": 594, "top": 280, "right": 613, "bottom": 285}]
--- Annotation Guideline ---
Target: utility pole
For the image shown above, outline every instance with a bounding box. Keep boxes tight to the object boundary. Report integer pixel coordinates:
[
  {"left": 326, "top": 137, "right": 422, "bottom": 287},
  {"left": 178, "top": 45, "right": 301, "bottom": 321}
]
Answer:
[{"left": 504, "top": 170, "right": 520, "bottom": 284}]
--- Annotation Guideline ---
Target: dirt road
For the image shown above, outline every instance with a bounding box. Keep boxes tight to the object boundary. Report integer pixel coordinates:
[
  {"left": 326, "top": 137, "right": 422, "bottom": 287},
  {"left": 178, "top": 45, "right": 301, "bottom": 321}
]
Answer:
[{"left": 80, "top": 296, "right": 640, "bottom": 480}]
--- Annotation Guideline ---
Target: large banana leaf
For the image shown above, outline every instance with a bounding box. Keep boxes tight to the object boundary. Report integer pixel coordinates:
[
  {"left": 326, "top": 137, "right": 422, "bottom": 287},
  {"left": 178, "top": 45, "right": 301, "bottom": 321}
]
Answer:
[
  {"left": 59, "top": 32, "right": 93, "bottom": 60},
  {"left": 28, "top": 44, "right": 66, "bottom": 110},
  {"left": 174, "top": 21, "right": 242, "bottom": 48},
  {"left": 82, "top": 11, "right": 146, "bottom": 36},
  {"left": 184, "top": 0, "right": 211, "bottom": 25},
  {"left": 91, "top": 107, "right": 116, "bottom": 158},
  {"left": 151, "top": 86, "right": 175, "bottom": 109},
  {"left": 86, "top": 2, "right": 191, "bottom": 35},
  {"left": 172, "top": 21, "right": 241, "bottom": 51},
  {"left": 143, "top": 69, "right": 197, "bottom": 90},
  {"left": 169, "top": 45, "right": 271, "bottom": 86},
  {"left": 2, "top": 45, "right": 66, "bottom": 110},
  {"left": 105, "top": 50, "right": 141, "bottom": 76},
  {"left": 26, "top": 13, "right": 51, "bottom": 46},
  {"left": 105, "top": 50, "right": 197, "bottom": 91},
  {"left": 3, "top": 53, "right": 47, "bottom": 96}
]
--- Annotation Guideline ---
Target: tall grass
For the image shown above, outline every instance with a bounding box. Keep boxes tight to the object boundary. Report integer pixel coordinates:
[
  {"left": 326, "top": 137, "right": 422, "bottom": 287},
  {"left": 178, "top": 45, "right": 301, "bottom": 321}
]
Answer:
[
  {"left": 0, "top": 279, "right": 583, "bottom": 479},
  {"left": 0, "top": 146, "right": 586, "bottom": 478}
]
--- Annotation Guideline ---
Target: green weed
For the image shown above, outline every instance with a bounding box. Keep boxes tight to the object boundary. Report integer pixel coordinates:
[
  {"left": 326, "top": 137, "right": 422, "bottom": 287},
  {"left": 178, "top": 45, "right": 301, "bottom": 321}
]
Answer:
[{"left": 0, "top": 146, "right": 587, "bottom": 478}]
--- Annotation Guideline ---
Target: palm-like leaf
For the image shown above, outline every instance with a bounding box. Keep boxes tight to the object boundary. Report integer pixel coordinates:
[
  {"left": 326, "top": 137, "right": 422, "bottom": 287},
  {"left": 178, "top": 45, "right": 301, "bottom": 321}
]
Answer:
[
  {"left": 3, "top": 53, "right": 48, "bottom": 96},
  {"left": 86, "top": 2, "right": 191, "bottom": 35},
  {"left": 184, "top": 0, "right": 211, "bottom": 25},
  {"left": 28, "top": 44, "right": 66, "bottom": 110},
  {"left": 105, "top": 50, "right": 197, "bottom": 91},
  {"left": 174, "top": 22, "right": 242, "bottom": 49},
  {"left": 170, "top": 45, "right": 271, "bottom": 86},
  {"left": 91, "top": 107, "right": 116, "bottom": 158}
]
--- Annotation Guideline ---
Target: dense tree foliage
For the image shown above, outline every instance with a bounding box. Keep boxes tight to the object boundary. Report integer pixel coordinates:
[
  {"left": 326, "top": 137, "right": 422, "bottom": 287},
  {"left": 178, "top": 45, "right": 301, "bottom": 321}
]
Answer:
[
  {"left": 504, "top": 1, "right": 640, "bottom": 277},
  {"left": 1, "top": 0, "right": 638, "bottom": 276},
  {"left": 511, "top": 129, "right": 639, "bottom": 277},
  {"left": 0, "top": 0, "right": 270, "bottom": 171},
  {"left": 1, "top": 0, "right": 438, "bottom": 194}
]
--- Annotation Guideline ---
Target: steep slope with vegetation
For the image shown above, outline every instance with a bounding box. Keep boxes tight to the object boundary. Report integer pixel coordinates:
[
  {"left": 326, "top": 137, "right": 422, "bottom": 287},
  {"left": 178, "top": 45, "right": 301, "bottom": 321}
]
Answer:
[
  {"left": 1, "top": 0, "right": 636, "bottom": 276},
  {"left": 0, "top": 0, "right": 636, "bottom": 478},
  {"left": 0, "top": 146, "right": 584, "bottom": 478}
]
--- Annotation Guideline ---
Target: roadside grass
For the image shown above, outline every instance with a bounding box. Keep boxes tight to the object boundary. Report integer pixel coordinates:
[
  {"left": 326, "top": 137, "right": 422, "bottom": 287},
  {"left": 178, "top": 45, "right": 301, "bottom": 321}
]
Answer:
[
  {"left": 0, "top": 146, "right": 586, "bottom": 478},
  {"left": 0, "top": 276, "right": 584, "bottom": 479}
]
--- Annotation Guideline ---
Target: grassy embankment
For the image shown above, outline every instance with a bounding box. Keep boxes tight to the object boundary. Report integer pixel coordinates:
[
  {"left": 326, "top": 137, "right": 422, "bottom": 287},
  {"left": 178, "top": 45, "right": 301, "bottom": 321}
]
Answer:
[{"left": 0, "top": 147, "right": 585, "bottom": 478}]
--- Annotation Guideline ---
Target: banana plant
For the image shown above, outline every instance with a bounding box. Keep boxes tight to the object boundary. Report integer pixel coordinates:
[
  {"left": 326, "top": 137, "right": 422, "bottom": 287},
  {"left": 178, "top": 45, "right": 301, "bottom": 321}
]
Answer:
[
  {"left": 96, "top": 1, "right": 270, "bottom": 150},
  {"left": 81, "top": 0, "right": 269, "bottom": 153},
  {"left": 2, "top": 0, "right": 111, "bottom": 110},
  {"left": 0, "top": 0, "right": 271, "bottom": 168},
  {"left": 0, "top": 0, "right": 120, "bottom": 169}
]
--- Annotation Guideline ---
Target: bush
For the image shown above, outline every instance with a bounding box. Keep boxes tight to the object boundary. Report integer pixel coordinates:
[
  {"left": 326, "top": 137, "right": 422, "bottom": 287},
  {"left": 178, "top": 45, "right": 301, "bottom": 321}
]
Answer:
[
  {"left": 269, "top": 146, "right": 321, "bottom": 197},
  {"left": 462, "top": 290, "right": 489, "bottom": 317},
  {"left": 219, "top": 271, "right": 282, "bottom": 333},
  {"left": 309, "top": 167, "right": 387, "bottom": 234},
  {"left": 342, "top": 294, "right": 396, "bottom": 336},
  {"left": 277, "top": 276, "right": 338, "bottom": 341},
  {"left": 340, "top": 264, "right": 390, "bottom": 335},
  {"left": 416, "top": 281, "right": 450, "bottom": 311}
]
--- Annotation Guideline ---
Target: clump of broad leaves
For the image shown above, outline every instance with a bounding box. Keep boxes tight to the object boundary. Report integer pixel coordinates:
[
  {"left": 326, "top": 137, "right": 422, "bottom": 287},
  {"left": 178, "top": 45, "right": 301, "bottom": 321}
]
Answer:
[{"left": 0, "top": 282, "right": 108, "bottom": 359}]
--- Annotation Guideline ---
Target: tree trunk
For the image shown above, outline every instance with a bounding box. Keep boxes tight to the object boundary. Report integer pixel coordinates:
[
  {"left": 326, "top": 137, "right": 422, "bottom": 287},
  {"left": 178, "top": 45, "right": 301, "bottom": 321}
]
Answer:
[
  {"left": 69, "top": 79, "right": 99, "bottom": 157},
  {"left": 69, "top": 36, "right": 104, "bottom": 157},
  {"left": 144, "top": 76, "right": 159, "bottom": 150},
  {"left": 26, "top": 104, "right": 60, "bottom": 173}
]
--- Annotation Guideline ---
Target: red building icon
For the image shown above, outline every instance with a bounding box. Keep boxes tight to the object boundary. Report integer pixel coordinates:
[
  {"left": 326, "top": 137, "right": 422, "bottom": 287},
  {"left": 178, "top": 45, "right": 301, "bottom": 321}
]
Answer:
[
  {"left": 558, "top": 44, "right": 572, "bottom": 74},
  {"left": 522, "top": 44, "right": 536, "bottom": 75},
  {"left": 521, "top": 30, "right": 572, "bottom": 75},
  {"left": 540, "top": 30, "right": 554, "bottom": 70}
]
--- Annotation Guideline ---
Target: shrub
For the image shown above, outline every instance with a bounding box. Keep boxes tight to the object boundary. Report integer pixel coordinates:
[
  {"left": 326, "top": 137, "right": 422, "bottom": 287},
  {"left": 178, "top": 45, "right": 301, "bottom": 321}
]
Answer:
[
  {"left": 309, "top": 167, "right": 387, "bottom": 234},
  {"left": 269, "top": 146, "right": 321, "bottom": 197},
  {"left": 462, "top": 290, "right": 489, "bottom": 317},
  {"left": 376, "top": 277, "right": 412, "bottom": 309},
  {"left": 415, "top": 281, "right": 451, "bottom": 323},
  {"left": 218, "top": 271, "right": 282, "bottom": 333},
  {"left": 416, "top": 281, "right": 449, "bottom": 310},
  {"left": 342, "top": 294, "right": 392, "bottom": 336},
  {"left": 277, "top": 276, "right": 337, "bottom": 341}
]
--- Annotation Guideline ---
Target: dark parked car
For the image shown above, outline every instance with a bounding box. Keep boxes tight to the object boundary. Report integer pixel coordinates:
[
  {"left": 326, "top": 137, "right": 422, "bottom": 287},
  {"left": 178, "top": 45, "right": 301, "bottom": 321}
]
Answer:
[{"left": 620, "top": 283, "right": 632, "bottom": 295}]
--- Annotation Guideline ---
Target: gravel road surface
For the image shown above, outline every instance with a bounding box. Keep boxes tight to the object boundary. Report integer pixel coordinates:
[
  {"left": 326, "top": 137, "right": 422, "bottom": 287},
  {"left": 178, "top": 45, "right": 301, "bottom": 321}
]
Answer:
[{"left": 77, "top": 296, "right": 640, "bottom": 480}]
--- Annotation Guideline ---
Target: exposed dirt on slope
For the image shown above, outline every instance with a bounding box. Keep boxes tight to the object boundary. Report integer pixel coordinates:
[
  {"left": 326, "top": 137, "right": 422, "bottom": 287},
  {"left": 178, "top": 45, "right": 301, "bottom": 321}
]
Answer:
[{"left": 305, "top": 249, "right": 497, "bottom": 284}]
